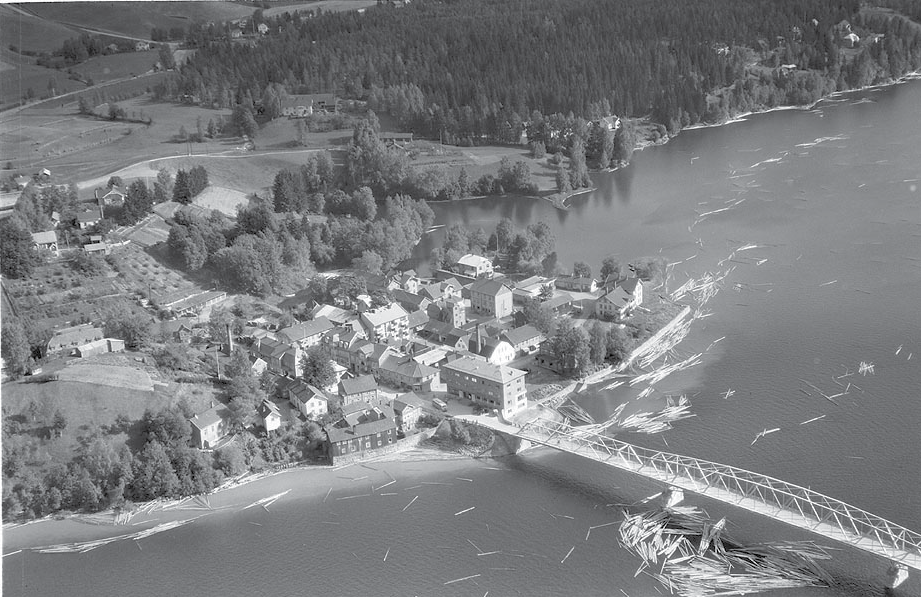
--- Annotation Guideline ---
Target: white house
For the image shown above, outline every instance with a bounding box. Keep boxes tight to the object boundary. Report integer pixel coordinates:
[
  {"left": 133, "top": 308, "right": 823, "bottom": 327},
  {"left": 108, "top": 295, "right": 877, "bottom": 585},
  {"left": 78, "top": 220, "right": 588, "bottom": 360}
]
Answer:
[
  {"left": 455, "top": 254, "right": 494, "bottom": 278},
  {"left": 596, "top": 278, "right": 644, "bottom": 319}
]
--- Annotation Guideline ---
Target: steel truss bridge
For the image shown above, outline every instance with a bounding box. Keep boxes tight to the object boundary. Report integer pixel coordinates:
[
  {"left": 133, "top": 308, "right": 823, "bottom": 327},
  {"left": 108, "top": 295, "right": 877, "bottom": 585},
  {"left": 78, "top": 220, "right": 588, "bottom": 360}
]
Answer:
[{"left": 515, "top": 417, "right": 921, "bottom": 571}]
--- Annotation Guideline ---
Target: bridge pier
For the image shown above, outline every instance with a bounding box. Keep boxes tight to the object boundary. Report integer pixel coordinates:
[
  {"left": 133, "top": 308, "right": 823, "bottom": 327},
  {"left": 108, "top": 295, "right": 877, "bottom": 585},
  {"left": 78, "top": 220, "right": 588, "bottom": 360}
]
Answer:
[
  {"left": 663, "top": 487, "right": 684, "bottom": 508},
  {"left": 887, "top": 563, "right": 909, "bottom": 589}
]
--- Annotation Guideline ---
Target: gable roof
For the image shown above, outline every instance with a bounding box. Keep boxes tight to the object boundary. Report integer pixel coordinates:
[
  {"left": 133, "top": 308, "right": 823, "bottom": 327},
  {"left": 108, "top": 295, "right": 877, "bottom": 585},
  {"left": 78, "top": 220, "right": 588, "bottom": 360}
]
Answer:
[
  {"left": 339, "top": 374, "right": 378, "bottom": 396},
  {"left": 278, "top": 316, "right": 334, "bottom": 343},
  {"left": 503, "top": 324, "right": 544, "bottom": 346},
  {"left": 393, "top": 391, "right": 425, "bottom": 412},
  {"left": 76, "top": 208, "right": 101, "bottom": 223},
  {"left": 326, "top": 416, "right": 396, "bottom": 443},
  {"left": 360, "top": 303, "right": 409, "bottom": 328},
  {"left": 442, "top": 356, "right": 527, "bottom": 384},
  {"left": 470, "top": 278, "right": 512, "bottom": 297},
  {"left": 543, "top": 292, "right": 574, "bottom": 310},
  {"left": 189, "top": 404, "right": 231, "bottom": 431},
  {"left": 257, "top": 399, "right": 282, "bottom": 419},
  {"left": 32, "top": 230, "right": 58, "bottom": 245},
  {"left": 406, "top": 309, "right": 429, "bottom": 329},
  {"left": 456, "top": 254, "right": 492, "bottom": 269}
]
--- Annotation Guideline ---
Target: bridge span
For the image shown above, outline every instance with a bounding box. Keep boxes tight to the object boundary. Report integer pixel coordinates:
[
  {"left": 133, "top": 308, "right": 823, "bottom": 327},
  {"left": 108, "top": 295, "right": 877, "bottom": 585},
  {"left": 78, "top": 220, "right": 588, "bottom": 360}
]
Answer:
[{"left": 508, "top": 417, "right": 921, "bottom": 572}]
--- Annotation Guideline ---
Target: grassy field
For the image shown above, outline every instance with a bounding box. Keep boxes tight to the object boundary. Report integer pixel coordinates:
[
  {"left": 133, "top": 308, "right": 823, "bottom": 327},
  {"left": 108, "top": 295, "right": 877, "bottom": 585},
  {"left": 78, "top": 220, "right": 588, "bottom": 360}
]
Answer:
[
  {"left": 0, "top": 4, "right": 80, "bottom": 53},
  {"left": 72, "top": 50, "right": 160, "bottom": 83},
  {"left": 23, "top": 2, "right": 255, "bottom": 41},
  {"left": 0, "top": 50, "right": 88, "bottom": 108},
  {"left": 193, "top": 185, "right": 251, "bottom": 215},
  {"left": 1, "top": 373, "right": 216, "bottom": 466}
]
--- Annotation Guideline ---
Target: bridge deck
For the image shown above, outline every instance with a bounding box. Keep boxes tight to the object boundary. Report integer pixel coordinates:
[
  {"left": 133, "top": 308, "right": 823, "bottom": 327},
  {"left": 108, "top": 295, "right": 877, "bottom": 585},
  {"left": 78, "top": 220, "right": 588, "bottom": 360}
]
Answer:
[{"left": 516, "top": 419, "right": 921, "bottom": 571}]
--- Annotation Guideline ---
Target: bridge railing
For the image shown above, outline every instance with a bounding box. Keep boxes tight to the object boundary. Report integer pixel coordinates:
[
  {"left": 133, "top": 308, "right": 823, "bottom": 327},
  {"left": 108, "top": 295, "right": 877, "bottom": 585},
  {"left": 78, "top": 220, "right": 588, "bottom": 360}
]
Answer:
[{"left": 518, "top": 419, "right": 921, "bottom": 563}]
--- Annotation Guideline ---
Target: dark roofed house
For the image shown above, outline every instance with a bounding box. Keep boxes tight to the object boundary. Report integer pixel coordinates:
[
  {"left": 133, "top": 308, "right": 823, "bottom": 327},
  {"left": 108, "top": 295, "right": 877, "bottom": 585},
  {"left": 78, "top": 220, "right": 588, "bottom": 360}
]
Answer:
[
  {"left": 159, "top": 318, "right": 195, "bottom": 343},
  {"left": 288, "top": 381, "right": 330, "bottom": 419},
  {"left": 75, "top": 207, "right": 104, "bottom": 230},
  {"left": 338, "top": 374, "right": 379, "bottom": 406},
  {"left": 392, "top": 289, "right": 431, "bottom": 313},
  {"left": 596, "top": 277, "right": 644, "bottom": 320},
  {"left": 257, "top": 399, "right": 282, "bottom": 432},
  {"left": 469, "top": 278, "right": 513, "bottom": 319},
  {"left": 379, "top": 132, "right": 413, "bottom": 148},
  {"left": 189, "top": 404, "right": 231, "bottom": 449},
  {"left": 325, "top": 413, "right": 397, "bottom": 463},
  {"left": 378, "top": 355, "right": 440, "bottom": 391}
]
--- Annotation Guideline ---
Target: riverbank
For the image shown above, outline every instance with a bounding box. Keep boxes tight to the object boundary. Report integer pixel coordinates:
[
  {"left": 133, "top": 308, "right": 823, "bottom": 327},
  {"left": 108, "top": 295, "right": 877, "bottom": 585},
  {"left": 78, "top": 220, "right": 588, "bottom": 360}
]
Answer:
[
  {"left": 1, "top": 445, "right": 476, "bottom": 554},
  {"left": 631, "top": 70, "right": 921, "bottom": 157}
]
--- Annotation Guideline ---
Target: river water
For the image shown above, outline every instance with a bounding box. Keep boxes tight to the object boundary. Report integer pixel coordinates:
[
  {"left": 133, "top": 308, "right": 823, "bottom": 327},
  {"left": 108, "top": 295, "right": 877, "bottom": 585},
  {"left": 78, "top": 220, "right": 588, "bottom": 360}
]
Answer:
[{"left": 5, "top": 81, "right": 920, "bottom": 597}]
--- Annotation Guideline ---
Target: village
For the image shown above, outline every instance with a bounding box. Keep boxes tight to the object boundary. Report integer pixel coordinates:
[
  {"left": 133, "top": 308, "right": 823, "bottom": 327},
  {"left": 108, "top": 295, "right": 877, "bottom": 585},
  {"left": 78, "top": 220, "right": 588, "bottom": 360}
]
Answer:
[{"left": 13, "top": 244, "right": 655, "bottom": 470}]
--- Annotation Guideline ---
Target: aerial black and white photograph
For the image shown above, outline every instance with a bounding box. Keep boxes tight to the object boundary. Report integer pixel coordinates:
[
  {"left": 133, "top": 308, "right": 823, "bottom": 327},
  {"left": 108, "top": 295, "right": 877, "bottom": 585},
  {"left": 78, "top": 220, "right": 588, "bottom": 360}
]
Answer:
[{"left": 0, "top": 0, "right": 919, "bottom": 595}]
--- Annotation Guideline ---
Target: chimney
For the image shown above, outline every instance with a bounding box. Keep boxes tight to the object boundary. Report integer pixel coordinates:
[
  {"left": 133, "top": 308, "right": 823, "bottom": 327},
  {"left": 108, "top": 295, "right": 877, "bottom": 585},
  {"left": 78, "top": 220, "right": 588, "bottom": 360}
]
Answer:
[
  {"left": 226, "top": 322, "right": 234, "bottom": 354},
  {"left": 476, "top": 323, "right": 483, "bottom": 354},
  {"left": 97, "top": 195, "right": 105, "bottom": 220}
]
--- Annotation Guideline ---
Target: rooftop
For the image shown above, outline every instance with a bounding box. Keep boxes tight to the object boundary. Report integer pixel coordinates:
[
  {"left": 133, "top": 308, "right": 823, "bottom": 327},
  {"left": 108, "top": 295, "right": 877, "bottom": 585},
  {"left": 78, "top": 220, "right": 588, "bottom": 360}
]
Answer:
[
  {"left": 279, "top": 316, "right": 334, "bottom": 343},
  {"left": 189, "top": 404, "right": 231, "bottom": 430},
  {"left": 442, "top": 356, "right": 526, "bottom": 384},
  {"left": 470, "top": 278, "right": 512, "bottom": 297},
  {"left": 339, "top": 374, "right": 378, "bottom": 396}
]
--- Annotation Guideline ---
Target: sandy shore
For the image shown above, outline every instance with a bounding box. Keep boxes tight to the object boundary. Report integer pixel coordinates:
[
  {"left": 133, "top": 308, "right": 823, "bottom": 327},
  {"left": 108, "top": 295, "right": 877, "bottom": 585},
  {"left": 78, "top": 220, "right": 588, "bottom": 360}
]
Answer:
[{"left": 1, "top": 446, "right": 476, "bottom": 554}]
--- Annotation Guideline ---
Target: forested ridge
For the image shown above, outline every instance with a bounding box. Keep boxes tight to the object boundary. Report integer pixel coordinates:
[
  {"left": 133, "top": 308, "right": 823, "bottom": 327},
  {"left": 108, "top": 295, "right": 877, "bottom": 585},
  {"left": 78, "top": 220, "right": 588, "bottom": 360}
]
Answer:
[{"left": 163, "top": 0, "right": 921, "bottom": 142}]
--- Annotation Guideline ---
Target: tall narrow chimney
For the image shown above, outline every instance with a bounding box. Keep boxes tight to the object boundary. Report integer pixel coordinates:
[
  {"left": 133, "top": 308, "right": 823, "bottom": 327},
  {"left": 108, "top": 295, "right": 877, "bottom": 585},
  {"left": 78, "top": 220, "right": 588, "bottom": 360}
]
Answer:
[
  {"left": 476, "top": 323, "right": 482, "bottom": 354},
  {"left": 226, "top": 322, "right": 234, "bottom": 354}
]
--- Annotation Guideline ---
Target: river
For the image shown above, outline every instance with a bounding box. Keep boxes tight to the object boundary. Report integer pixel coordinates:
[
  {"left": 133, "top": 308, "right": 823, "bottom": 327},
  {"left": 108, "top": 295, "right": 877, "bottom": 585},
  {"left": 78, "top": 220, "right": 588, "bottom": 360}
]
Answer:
[{"left": 4, "top": 80, "right": 920, "bottom": 597}]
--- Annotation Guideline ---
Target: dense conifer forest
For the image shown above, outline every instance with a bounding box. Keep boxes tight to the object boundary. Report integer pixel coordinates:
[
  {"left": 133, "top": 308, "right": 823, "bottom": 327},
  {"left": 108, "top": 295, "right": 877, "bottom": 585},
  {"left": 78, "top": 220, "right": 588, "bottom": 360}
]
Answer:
[{"left": 161, "top": 0, "right": 921, "bottom": 143}]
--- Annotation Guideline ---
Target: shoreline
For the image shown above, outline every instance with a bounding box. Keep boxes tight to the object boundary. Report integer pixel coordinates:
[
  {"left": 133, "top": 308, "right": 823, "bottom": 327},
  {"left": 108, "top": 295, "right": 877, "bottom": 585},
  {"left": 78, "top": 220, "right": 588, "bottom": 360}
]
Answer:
[
  {"left": 1, "top": 445, "right": 478, "bottom": 553},
  {"left": 644, "top": 70, "right": 921, "bottom": 149}
]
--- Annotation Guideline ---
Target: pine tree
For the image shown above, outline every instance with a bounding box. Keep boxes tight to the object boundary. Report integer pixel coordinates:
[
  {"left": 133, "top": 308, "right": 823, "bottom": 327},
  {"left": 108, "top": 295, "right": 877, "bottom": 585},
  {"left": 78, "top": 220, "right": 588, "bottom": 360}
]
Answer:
[{"left": 172, "top": 169, "right": 191, "bottom": 203}]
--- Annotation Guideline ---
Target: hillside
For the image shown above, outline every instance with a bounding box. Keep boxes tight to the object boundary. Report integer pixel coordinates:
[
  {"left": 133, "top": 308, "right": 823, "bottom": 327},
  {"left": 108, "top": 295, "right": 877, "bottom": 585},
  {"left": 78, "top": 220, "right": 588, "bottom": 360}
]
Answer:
[{"left": 20, "top": 1, "right": 256, "bottom": 41}]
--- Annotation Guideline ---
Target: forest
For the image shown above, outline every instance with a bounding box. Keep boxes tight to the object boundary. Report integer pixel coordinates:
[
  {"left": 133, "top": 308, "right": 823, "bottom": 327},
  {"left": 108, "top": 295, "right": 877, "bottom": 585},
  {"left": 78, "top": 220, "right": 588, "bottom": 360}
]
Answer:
[{"left": 160, "top": 0, "right": 921, "bottom": 143}]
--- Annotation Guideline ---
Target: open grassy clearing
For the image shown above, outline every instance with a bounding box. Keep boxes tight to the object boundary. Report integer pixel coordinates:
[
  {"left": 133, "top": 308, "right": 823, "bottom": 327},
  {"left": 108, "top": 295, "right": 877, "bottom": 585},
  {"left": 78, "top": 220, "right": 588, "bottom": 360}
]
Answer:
[
  {"left": 2, "top": 97, "right": 233, "bottom": 185},
  {"left": 0, "top": 4, "right": 80, "bottom": 53},
  {"left": 1, "top": 374, "right": 216, "bottom": 463},
  {"left": 72, "top": 50, "right": 160, "bottom": 82},
  {"left": 23, "top": 2, "right": 255, "bottom": 41},
  {"left": 0, "top": 58, "right": 88, "bottom": 109},
  {"left": 407, "top": 142, "right": 560, "bottom": 193},
  {"left": 193, "top": 185, "right": 251, "bottom": 216},
  {"left": 149, "top": 150, "right": 331, "bottom": 196},
  {"left": 55, "top": 362, "right": 154, "bottom": 392}
]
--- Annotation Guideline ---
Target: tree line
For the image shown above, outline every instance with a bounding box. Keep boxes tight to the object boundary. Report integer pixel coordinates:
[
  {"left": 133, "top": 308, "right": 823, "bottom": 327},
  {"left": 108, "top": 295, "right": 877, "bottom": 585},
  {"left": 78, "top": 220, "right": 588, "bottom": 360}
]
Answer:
[{"left": 155, "top": 0, "right": 921, "bottom": 144}]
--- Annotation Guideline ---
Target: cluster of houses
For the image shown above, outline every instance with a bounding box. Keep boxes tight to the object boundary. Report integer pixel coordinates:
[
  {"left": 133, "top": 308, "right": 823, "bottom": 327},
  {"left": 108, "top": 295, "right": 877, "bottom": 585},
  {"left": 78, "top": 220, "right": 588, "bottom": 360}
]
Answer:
[{"left": 183, "top": 253, "right": 646, "bottom": 461}]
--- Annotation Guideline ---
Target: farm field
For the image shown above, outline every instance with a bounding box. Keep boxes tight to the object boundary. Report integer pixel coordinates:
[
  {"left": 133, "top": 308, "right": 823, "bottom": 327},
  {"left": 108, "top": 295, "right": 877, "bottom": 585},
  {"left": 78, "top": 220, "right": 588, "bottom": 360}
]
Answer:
[
  {"left": 72, "top": 50, "right": 160, "bottom": 83},
  {"left": 21, "top": 2, "right": 256, "bottom": 41},
  {"left": 1, "top": 97, "right": 234, "bottom": 185},
  {"left": 0, "top": 50, "right": 87, "bottom": 109},
  {"left": 0, "top": 4, "right": 79, "bottom": 53}
]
